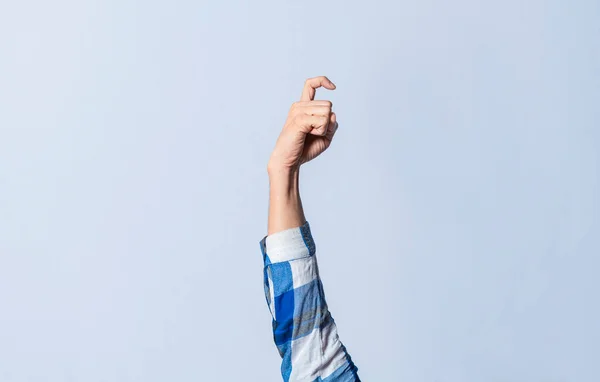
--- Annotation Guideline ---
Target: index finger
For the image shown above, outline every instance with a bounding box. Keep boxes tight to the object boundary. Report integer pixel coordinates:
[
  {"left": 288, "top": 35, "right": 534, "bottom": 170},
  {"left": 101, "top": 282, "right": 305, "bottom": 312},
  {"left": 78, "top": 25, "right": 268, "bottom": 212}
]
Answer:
[{"left": 300, "top": 76, "right": 336, "bottom": 101}]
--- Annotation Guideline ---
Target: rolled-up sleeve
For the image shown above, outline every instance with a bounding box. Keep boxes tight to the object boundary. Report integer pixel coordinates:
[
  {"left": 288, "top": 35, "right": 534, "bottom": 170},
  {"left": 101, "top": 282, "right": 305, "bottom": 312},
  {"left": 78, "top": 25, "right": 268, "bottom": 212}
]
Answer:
[{"left": 259, "top": 221, "right": 360, "bottom": 382}]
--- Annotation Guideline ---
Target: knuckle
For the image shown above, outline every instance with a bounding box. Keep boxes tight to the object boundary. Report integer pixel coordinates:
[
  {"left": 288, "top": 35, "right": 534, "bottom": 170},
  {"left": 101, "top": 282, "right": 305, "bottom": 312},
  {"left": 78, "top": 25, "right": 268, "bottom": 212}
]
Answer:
[
  {"left": 290, "top": 102, "right": 302, "bottom": 115},
  {"left": 319, "top": 120, "right": 328, "bottom": 135}
]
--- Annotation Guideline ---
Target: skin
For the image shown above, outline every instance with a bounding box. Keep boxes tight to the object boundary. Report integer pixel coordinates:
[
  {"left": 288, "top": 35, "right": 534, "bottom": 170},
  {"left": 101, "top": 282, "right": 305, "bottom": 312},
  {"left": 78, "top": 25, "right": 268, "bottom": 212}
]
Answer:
[{"left": 266, "top": 76, "right": 338, "bottom": 236}]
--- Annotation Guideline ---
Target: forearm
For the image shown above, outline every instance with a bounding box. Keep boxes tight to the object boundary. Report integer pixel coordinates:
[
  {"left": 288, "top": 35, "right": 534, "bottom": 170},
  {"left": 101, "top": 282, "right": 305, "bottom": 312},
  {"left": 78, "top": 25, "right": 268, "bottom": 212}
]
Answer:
[{"left": 267, "top": 166, "right": 306, "bottom": 236}]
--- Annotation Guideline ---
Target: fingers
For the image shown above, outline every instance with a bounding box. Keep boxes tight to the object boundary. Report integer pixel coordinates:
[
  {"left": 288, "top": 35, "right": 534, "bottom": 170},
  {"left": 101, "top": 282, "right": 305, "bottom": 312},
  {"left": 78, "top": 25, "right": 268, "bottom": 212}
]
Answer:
[
  {"left": 327, "top": 112, "right": 338, "bottom": 138},
  {"left": 300, "top": 76, "right": 336, "bottom": 101},
  {"left": 295, "top": 105, "right": 331, "bottom": 117},
  {"left": 292, "top": 100, "right": 333, "bottom": 107},
  {"left": 289, "top": 100, "right": 332, "bottom": 135},
  {"left": 290, "top": 100, "right": 332, "bottom": 117},
  {"left": 290, "top": 77, "right": 336, "bottom": 137},
  {"left": 294, "top": 114, "right": 330, "bottom": 136}
]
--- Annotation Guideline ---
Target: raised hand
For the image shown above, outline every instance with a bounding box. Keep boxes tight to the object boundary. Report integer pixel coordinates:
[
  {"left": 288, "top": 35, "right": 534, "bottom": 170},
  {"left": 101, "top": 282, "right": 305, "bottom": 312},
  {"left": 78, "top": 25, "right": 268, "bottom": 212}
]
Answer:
[{"left": 267, "top": 76, "right": 339, "bottom": 172}]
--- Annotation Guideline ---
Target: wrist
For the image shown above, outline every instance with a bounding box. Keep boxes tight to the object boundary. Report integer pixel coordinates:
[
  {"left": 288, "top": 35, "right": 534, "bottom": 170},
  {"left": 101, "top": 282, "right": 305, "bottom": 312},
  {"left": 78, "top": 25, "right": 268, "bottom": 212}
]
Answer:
[{"left": 267, "top": 160, "right": 299, "bottom": 176}]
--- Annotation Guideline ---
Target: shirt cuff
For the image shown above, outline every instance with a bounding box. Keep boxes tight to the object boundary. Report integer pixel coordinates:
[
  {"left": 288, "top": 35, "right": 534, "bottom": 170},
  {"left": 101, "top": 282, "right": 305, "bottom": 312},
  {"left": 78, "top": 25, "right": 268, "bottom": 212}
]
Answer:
[{"left": 259, "top": 220, "right": 316, "bottom": 264}]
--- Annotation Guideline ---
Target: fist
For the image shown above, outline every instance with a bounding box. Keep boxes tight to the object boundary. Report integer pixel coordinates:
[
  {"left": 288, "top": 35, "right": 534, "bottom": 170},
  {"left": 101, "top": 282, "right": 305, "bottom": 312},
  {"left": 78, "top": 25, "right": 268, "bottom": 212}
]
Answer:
[{"left": 267, "top": 76, "right": 339, "bottom": 172}]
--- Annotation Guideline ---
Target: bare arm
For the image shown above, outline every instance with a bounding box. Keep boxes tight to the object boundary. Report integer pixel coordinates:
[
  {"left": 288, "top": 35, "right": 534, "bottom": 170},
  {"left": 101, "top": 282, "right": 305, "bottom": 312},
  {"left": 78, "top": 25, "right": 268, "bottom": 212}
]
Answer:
[{"left": 267, "top": 167, "right": 305, "bottom": 236}]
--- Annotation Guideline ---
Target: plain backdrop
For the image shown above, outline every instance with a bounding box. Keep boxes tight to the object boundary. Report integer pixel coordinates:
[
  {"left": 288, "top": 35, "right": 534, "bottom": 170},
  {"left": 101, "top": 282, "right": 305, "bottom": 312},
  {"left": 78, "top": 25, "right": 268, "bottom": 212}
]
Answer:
[{"left": 1, "top": 1, "right": 599, "bottom": 381}]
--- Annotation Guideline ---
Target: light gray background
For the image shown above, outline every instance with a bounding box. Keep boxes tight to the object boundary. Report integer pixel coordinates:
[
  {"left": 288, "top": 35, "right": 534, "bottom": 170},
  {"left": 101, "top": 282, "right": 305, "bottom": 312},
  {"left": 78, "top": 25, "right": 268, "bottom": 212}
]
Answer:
[{"left": 1, "top": 0, "right": 598, "bottom": 381}]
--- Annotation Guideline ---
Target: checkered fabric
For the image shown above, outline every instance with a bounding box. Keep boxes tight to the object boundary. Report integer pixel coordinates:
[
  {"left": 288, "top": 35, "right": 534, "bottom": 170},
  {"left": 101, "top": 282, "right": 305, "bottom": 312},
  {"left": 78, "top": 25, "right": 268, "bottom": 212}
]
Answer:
[{"left": 259, "top": 221, "right": 360, "bottom": 382}]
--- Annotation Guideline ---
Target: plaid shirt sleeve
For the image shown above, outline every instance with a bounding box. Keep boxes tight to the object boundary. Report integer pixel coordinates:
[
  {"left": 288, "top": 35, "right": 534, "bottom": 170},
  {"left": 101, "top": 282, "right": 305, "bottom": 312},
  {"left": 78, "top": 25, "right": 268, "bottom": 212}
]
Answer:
[{"left": 259, "top": 221, "right": 360, "bottom": 382}]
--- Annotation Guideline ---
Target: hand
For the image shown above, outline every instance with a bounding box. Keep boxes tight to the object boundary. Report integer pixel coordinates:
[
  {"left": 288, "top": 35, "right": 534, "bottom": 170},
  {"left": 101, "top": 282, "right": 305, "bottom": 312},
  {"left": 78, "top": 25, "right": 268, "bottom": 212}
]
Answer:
[{"left": 267, "top": 76, "right": 339, "bottom": 173}]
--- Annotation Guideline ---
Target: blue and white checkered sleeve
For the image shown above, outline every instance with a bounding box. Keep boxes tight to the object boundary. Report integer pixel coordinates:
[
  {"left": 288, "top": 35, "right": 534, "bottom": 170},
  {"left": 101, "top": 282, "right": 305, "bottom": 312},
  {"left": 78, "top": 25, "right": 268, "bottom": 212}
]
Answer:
[{"left": 259, "top": 221, "right": 360, "bottom": 382}]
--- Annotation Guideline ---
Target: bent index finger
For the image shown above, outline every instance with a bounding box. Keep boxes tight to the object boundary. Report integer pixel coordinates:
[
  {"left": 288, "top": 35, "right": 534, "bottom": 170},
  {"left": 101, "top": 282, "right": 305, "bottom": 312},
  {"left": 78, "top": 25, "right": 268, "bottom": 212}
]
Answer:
[{"left": 300, "top": 76, "right": 336, "bottom": 101}]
